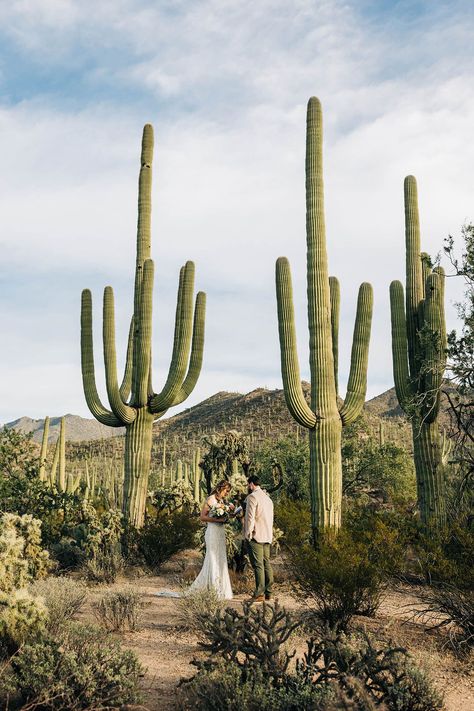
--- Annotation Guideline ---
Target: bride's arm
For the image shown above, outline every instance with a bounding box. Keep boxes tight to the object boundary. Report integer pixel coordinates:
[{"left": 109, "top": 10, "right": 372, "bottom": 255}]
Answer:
[{"left": 200, "top": 499, "right": 225, "bottom": 524}]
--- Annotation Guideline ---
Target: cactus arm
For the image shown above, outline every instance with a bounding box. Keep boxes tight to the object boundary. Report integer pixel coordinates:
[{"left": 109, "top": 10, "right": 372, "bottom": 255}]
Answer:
[
  {"left": 81, "top": 289, "right": 122, "bottom": 427},
  {"left": 339, "top": 282, "right": 374, "bottom": 425},
  {"left": 276, "top": 256, "right": 317, "bottom": 429},
  {"left": 404, "top": 175, "right": 423, "bottom": 378},
  {"left": 149, "top": 261, "right": 195, "bottom": 413},
  {"left": 306, "top": 97, "right": 338, "bottom": 413},
  {"left": 50, "top": 434, "right": 60, "bottom": 487},
  {"left": 422, "top": 271, "right": 444, "bottom": 422},
  {"left": 57, "top": 417, "right": 66, "bottom": 492},
  {"left": 133, "top": 124, "right": 153, "bottom": 322},
  {"left": 119, "top": 316, "right": 134, "bottom": 402},
  {"left": 421, "top": 252, "right": 432, "bottom": 297},
  {"left": 329, "top": 276, "right": 340, "bottom": 396},
  {"left": 39, "top": 416, "right": 50, "bottom": 481},
  {"left": 171, "top": 291, "right": 207, "bottom": 406},
  {"left": 103, "top": 287, "right": 136, "bottom": 424},
  {"left": 390, "top": 280, "right": 415, "bottom": 410},
  {"left": 132, "top": 259, "right": 154, "bottom": 407}
]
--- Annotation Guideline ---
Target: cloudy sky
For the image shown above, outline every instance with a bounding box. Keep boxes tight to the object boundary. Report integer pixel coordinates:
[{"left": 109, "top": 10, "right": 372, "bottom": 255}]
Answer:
[{"left": 0, "top": 0, "right": 473, "bottom": 424}]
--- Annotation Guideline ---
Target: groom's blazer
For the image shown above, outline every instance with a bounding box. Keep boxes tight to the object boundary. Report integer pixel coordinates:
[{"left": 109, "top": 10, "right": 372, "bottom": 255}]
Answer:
[{"left": 244, "top": 487, "right": 274, "bottom": 544}]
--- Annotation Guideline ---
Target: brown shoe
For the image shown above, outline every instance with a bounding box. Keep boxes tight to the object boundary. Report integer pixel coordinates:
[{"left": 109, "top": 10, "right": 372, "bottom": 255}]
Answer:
[{"left": 247, "top": 595, "right": 265, "bottom": 604}]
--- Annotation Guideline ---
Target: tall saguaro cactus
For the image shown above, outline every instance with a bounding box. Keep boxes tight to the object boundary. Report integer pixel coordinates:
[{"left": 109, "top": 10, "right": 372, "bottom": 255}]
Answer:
[
  {"left": 275, "top": 97, "right": 373, "bottom": 534},
  {"left": 390, "top": 176, "right": 446, "bottom": 527},
  {"left": 81, "top": 125, "right": 206, "bottom": 528}
]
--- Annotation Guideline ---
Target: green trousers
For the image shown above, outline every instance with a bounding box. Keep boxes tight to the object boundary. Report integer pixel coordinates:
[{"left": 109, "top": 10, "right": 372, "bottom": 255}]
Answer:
[{"left": 247, "top": 539, "right": 274, "bottom": 597}]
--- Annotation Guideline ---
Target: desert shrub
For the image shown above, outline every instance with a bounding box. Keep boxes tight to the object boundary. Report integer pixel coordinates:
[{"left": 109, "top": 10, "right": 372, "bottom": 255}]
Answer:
[
  {"left": 198, "top": 600, "right": 301, "bottom": 683},
  {"left": 342, "top": 420, "right": 416, "bottom": 507},
  {"left": 29, "top": 576, "right": 87, "bottom": 635},
  {"left": 275, "top": 496, "right": 312, "bottom": 547},
  {"left": 0, "top": 589, "right": 46, "bottom": 656},
  {"left": 414, "top": 523, "right": 474, "bottom": 589},
  {"left": 0, "top": 429, "right": 86, "bottom": 553},
  {"left": 50, "top": 539, "right": 85, "bottom": 571},
  {"left": 131, "top": 509, "right": 199, "bottom": 571},
  {"left": 181, "top": 658, "right": 348, "bottom": 711},
  {"left": 183, "top": 603, "right": 440, "bottom": 711},
  {"left": 412, "top": 582, "right": 474, "bottom": 655},
  {"left": 291, "top": 521, "right": 403, "bottom": 631},
  {"left": 93, "top": 586, "right": 143, "bottom": 632},
  {"left": 79, "top": 503, "right": 123, "bottom": 583},
  {"left": 7, "top": 622, "right": 143, "bottom": 710},
  {"left": 176, "top": 586, "right": 224, "bottom": 637},
  {"left": 298, "top": 629, "right": 443, "bottom": 711}
]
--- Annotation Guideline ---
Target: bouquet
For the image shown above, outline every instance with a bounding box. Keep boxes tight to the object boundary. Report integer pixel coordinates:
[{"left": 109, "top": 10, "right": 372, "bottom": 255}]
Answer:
[
  {"left": 208, "top": 501, "right": 233, "bottom": 520},
  {"left": 208, "top": 502, "right": 243, "bottom": 521}
]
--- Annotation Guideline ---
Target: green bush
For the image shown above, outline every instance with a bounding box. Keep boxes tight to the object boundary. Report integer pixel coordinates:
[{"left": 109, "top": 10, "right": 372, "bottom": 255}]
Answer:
[
  {"left": 29, "top": 576, "right": 87, "bottom": 635},
  {"left": 131, "top": 509, "right": 199, "bottom": 571},
  {"left": 181, "top": 658, "right": 343, "bottom": 711},
  {"left": 253, "top": 436, "right": 310, "bottom": 502},
  {"left": 176, "top": 586, "right": 224, "bottom": 638},
  {"left": 7, "top": 622, "right": 143, "bottom": 710},
  {"left": 183, "top": 602, "right": 441, "bottom": 711},
  {"left": 79, "top": 504, "right": 123, "bottom": 583},
  {"left": 414, "top": 524, "right": 474, "bottom": 590},
  {"left": 291, "top": 520, "right": 403, "bottom": 631},
  {"left": 275, "top": 496, "right": 312, "bottom": 547},
  {"left": 0, "top": 437, "right": 84, "bottom": 549},
  {"left": 298, "top": 628, "right": 443, "bottom": 711},
  {"left": 93, "top": 586, "right": 143, "bottom": 632}
]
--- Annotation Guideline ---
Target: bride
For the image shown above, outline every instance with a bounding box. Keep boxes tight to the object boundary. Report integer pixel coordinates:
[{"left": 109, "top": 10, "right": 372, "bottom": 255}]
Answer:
[{"left": 190, "top": 479, "right": 233, "bottom": 600}]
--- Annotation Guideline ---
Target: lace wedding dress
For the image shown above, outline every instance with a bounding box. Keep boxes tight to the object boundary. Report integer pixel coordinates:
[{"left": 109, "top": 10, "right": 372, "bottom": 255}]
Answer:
[{"left": 190, "top": 495, "right": 233, "bottom": 600}]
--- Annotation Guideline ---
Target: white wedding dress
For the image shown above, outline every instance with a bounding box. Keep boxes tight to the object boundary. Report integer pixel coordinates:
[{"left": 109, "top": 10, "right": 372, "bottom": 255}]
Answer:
[{"left": 190, "top": 495, "right": 233, "bottom": 600}]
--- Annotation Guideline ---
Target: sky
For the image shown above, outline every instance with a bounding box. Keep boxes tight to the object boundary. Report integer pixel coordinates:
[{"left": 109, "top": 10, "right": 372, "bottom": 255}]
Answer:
[{"left": 0, "top": 0, "right": 473, "bottom": 424}]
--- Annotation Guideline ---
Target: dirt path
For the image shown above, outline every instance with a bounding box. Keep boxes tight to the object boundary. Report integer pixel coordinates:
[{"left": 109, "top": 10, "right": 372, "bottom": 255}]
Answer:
[{"left": 80, "top": 555, "right": 473, "bottom": 711}]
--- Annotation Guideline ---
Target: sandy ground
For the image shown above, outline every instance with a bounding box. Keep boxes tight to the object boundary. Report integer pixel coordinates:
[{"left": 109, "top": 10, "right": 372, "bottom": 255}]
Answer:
[{"left": 79, "top": 552, "right": 473, "bottom": 711}]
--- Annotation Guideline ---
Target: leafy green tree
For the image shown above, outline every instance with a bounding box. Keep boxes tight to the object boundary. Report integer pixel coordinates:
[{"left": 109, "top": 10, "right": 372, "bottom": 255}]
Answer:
[
  {"left": 253, "top": 436, "right": 310, "bottom": 502},
  {"left": 342, "top": 418, "right": 416, "bottom": 507},
  {"left": 444, "top": 224, "right": 474, "bottom": 517}
]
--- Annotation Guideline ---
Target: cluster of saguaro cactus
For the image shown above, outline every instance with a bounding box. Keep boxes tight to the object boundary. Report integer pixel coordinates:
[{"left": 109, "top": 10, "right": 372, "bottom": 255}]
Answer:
[
  {"left": 390, "top": 176, "right": 447, "bottom": 527},
  {"left": 81, "top": 124, "right": 206, "bottom": 528},
  {"left": 38, "top": 416, "right": 70, "bottom": 492},
  {"left": 275, "top": 97, "right": 373, "bottom": 534}
]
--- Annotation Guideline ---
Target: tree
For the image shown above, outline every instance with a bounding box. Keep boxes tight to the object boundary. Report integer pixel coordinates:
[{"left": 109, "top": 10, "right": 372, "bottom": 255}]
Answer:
[{"left": 444, "top": 224, "right": 474, "bottom": 517}]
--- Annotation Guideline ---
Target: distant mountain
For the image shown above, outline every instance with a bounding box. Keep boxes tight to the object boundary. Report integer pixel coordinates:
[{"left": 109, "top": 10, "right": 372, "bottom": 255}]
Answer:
[
  {"left": 6, "top": 385, "right": 415, "bottom": 467},
  {"left": 364, "top": 388, "right": 404, "bottom": 418},
  {"left": 4, "top": 415, "right": 125, "bottom": 443}
]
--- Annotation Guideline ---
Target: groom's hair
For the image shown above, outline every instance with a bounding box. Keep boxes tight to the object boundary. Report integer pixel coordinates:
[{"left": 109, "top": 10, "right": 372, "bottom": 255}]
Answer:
[{"left": 247, "top": 475, "right": 260, "bottom": 486}]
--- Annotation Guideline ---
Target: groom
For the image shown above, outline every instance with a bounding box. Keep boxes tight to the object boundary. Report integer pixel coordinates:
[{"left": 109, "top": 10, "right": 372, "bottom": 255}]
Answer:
[{"left": 244, "top": 475, "right": 274, "bottom": 602}]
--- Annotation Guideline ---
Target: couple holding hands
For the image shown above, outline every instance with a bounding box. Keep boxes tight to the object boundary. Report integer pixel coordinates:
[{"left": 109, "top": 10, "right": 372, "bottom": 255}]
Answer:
[{"left": 190, "top": 475, "right": 274, "bottom": 602}]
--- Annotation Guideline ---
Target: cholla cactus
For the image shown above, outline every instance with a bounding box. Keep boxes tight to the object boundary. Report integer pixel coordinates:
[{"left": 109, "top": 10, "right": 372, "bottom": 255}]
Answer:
[
  {"left": 275, "top": 98, "right": 373, "bottom": 533},
  {"left": 0, "top": 514, "right": 50, "bottom": 590},
  {"left": 390, "top": 176, "right": 447, "bottom": 527},
  {"left": 81, "top": 125, "right": 206, "bottom": 528},
  {"left": 0, "top": 514, "right": 49, "bottom": 652}
]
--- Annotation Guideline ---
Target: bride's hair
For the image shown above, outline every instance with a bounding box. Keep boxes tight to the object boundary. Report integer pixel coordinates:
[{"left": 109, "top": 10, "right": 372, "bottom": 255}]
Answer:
[{"left": 211, "top": 479, "right": 231, "bottom": 498}]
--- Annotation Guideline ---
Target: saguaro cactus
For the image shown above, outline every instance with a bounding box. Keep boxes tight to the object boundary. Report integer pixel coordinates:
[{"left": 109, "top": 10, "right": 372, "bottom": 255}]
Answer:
[
  {"left": 275, "top": 97, "right": 373, "bottom": 534},
  {"left": 390, "top": 176, "right": 446, "bottom": 527},
  {"left": 81, "top": 125, "right": 206, "bottom": 528}
]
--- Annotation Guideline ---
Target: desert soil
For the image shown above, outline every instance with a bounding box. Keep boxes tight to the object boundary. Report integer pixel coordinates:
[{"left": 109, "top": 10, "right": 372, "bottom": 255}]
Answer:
[{"left": 79, "top": 551, "right": 473, "bottom": 711}]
